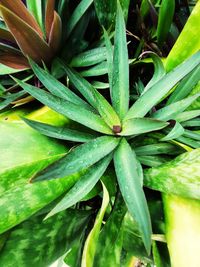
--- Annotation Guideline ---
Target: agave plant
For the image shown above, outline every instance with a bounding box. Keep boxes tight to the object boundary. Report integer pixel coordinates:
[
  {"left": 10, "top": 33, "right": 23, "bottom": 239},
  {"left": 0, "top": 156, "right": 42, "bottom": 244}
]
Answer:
[{"left": 12, "top": 2, "right": 200, "bottom": 257}]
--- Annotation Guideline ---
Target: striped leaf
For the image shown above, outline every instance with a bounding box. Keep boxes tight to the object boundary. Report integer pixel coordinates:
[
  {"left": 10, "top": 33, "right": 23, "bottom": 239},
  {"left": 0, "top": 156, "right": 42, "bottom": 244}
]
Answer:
[
  {"left": 144, "top": 148, "right": 200, "bottom": 199},
  {"left": 114, "top": 138, "right": 152, "bottom": 253},
  {"left": 0, "top": 209, "right": 91, "bottom": 267}
]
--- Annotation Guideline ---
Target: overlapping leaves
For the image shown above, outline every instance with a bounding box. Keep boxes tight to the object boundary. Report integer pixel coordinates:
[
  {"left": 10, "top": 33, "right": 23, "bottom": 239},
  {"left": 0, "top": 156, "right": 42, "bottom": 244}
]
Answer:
[{"left": 11, "top": 2, "right": 200, "bottom": 254}]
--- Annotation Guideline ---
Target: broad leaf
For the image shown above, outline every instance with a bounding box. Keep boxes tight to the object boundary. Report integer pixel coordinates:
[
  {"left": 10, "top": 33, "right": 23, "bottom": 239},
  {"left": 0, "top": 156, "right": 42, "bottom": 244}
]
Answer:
[
  {"left": 176, "top": 110, "right": 200, "bottom": 123},
  {"left": 134, "top": 143, "right": 181, "bottom": 156},
  {"left": 14, "top": 79, "right": 112, "bottom": 134},
  {"left": 0, "top": 209, "right": 91, "bottom": 267},
  {"left": 125, "top": 51, "right": 200, "bottom": 120},
  {"left": 0, "top": 5, "right": 52, "bottom": 63},
  {"left": 120, "top": 118, "right": 168, "bottom": 136},
  {"left": 112, "top": 2, "right": 129, "bottom": 119},
  {"left": 22, "top": 117, "right": 96, "bottom": 143},
  {"left": 103, "top": 28, "right": 113, "bottom": 90},
  {"left": 93, "top": 193, "right": 127, "bottom": 266},
  {"left": 184, "top": 130, "right": 200, "bottom": 141},
  {"left": 26, "top": 0, "right": 43, "bottom": 30},
  {"left": 45, "top": 154, "right": 112, "bottom": 218},
  {"left": 34, "top": 136, "right": 120, "bottom": 182},
  {"left": 0, "top": 0, "right": 43, "bottom": 37},
  {"left": 48, "top": 11, "right": 62, "bottom": 52},
  {"left": 0, "top": 63, "right": 27, "bottom": 75},
  {"left": 0, "top": 171, "right": 83, "bottom": 234},
  {"left": 114, "top": 138, "right": 152, "bottom": 253},
  {"left": 81, "top": 182, "right": 109, "bottom": 267},
  {"left": 45, "top": 0, "right": 55, "bottom": 40},
  {"left": 144, "top": 148, "right": 200, "bottom": 199}
]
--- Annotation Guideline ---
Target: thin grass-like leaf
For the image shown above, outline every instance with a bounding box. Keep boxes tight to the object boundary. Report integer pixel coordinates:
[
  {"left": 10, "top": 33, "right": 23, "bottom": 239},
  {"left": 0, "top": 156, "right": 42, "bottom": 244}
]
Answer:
[
  {"left": 120, "top": 118, "right": 168, "bottom": 136},
  {"left": 33, "top": 136, "right": 119, "bottom": 182},
  {"left": 14, "top": 79, "right": 113, "bottom": 135},
  {"left": 80, "top": 61, "right": 108, "bottom": 77},
  {"left": 70, "top": 47, "right": 107, "bottom": 67},
  {"left": 45, "top": 155, "right": 112, "bottom": 218},
  {"left": 152, "top": 93, "right": 200, "bottom": 121},
  {"left": 26, "top": 0, "right": 43, "bottom": 31},
  {"left": 176, "top": 110, "right": 200, "bottom": 122},
  {"left": 60, "top": 62, "right": 121, "bottom": 129},
  {"left": 29, "top": 59, "right": 91, "bottom": 110},
  {"left": 167, "top": 65, "right": 200, "bottom": 105},
  {"left": 66, "top": 0, "right": 93, "bottom": 38},
  {"left": 142, "top": 52, "right": 166, "bottom": 93},
  {"left": 112, "top": 2, "right": 129, "bottom": 119},
  {"left": 22, "top": 118, "right": 97, "bottom": 143},
  {"left": 161, "top": 122, "right": 185, "bottom": 141},
  {"left": 125, "top": 51, "right": 200, "bottom": 120}
]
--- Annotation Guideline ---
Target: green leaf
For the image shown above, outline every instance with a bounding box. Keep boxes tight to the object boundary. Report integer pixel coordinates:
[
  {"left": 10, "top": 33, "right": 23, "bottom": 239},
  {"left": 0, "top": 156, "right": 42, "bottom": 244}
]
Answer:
[
  {"left": 94, "top": 0, "right": 130, "bottom": 29},
  {"left": 157, "top": 0, "right": 175, "bottom": 46},
  {"left": 184, "top": 130, "right": 200, "bottom": 141},
  {"left": 0, "top": 63, "right": 27, "bottom": 75},
  {"left": 112, "top": 2, "right": 129, "bottom": 119},
  {"left": 34, "top": 136, "right": 120, "bottom": 182},
  {"left": 125, "top": 51, "right": 200, "bottom": 120},
  {"left": 103, "top": 28, "right": 113, "bottom": 93},
  {"left": 81, "top": 182, "right": 109, "bottom": 267},
  {"left": 182, "top": 118, "right": 200, "bottom": 128},
  {"left": 120, "top": 118, "right": 168, "bottom": 136},
  {"left": 80, "top": 61, "right": 108, "bottom": 77},
  {"left": 176, "top": 110, "right": 200, "bottom": 122},
  {"left": 60, "top": 62, "right": 121, "bottom": 129},
  {"left": 114, "top": 138, "right": 152, "bottom": 253},
  {"left": 22, "top": 117, "right": 96, "bottom": 143},
  {"left": 0, "top": 91, "right": 26, "bottom": 110},
  {"left": 152, "top": 94, "right": 200, "bottom": 121},
  {"left": 0, "top": 209, "right": 91, "bottom": 267},
  {"left": 134, "top": 143, "right": 181, "bottom": 156},
  {"left": 14, "top": 79, "right": 112, "bottom": 134},
  {"left": 167, "top": 65, "right": 200, "bottom": 105},
  {"left": 0, "top": 121, "right": 67, "bottom": 192},
  {"left": 160, "top": 122, "right": 185, "bottom": 141},
  {"left": 0, "top": 170, "right": 83, "bottom": 234},
  {"left": 66, "top": 0, "right": 93, "bottom": 38},
  {"left": 93, "top": 193, "right": 127, "bottom": 266},
  {"left": 70, "top": 47, "right": 107, "bottom": 67},
  {"left": 26, "top": 0, "right": 43, "bottom": 31},
  {"left": 142, "top": 52, "right": 166, "bottom": 93},
  {"left": 144, "top": 148, "right": 200, "bottom": 199},
  {"left": 29, "top": 59, "right": 92, "bottom": 110},
  {"left": 45, "top": 154, "right": 112, "bottom": 219}
]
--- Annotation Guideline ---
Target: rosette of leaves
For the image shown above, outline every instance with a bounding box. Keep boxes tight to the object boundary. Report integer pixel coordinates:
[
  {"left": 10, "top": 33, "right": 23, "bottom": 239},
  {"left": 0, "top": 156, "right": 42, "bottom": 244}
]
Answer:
[{"left": 14, "top": 2, "right": 200, "bottom": 255}]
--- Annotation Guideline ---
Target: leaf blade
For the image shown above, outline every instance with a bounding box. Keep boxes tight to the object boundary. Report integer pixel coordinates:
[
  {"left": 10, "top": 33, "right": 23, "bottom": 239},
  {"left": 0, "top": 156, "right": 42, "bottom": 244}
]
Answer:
[{"left": 114, "top": 138, "right": 152, "bottom": 253}]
